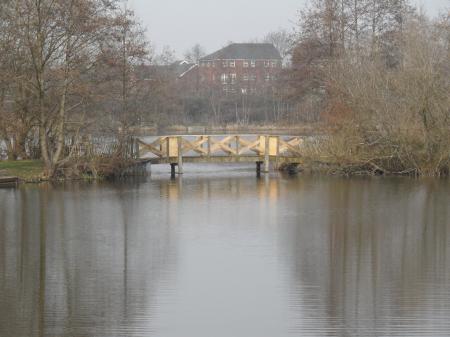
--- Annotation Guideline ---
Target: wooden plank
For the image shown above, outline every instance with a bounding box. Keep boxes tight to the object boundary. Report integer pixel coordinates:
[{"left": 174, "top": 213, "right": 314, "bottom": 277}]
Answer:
[
  {"left": 138, "top": 140, "right": 163, "bottom": 157},
  {"left": 0, "top": 176, "right": 19, "bottom": 187},
  {"left": 279, "top": 137, "right": 303, "bottom": 156},
  {"left": 207, "top": 136, "right": 211, "bottom": 158},
  {"left": 259, "top": 135, "right": 265, "bottom": 154},
  {"left": 0, "top": 176, "right": 19, "bottom": 183},
  {"left": 168, "top": 137, "right": 178, "bottom": 157},
  {"left": 210, "top": 136, "right": 237, "bottom": 155},
  {"left": 264, "top": 136, "right": 270, "bottom": 172},
  {"left": 182, "top": 137, "right": 208, "bottom": 155},
  {"left": 177, "top": 136, "right": 183, "bottom": 174},
  {"left": 237, "top": 138, "right": 261, "bottom": 155},
  {"left": 269, "top": 136, "right": 278, "bottom": 156},
  {"left": 147, "top": 155, "right": 302, "bottom": 165},
  {"left": 275, "top": 136, "right": 280, "bottom": 170}
]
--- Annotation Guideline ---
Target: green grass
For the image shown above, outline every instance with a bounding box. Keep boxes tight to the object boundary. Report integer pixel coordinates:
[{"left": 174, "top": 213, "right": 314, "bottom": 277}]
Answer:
[{"left": 0, "top": 160, "right": 44, "bottom": 181}]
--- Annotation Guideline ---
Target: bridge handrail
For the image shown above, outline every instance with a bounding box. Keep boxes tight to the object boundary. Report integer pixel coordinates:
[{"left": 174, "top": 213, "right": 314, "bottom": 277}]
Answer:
[{"left": 136, "top": 135, "right": 304, "bottom": 159}]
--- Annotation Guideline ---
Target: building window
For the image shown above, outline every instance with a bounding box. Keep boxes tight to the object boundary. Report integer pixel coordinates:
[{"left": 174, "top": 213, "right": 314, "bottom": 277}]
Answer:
[
  {"left": 221, "top": 73, "right": 228, "bottom": 84},
  {"left": 222, "top": 60, "right": 228, "bottom": 67},
  {"left": 207, "top": 62, "right": 211, "bottom": 67},
  {"left": 241, "top": 88, "right": 247, "bottom": 95},
  {"left": 230, "top": 73, "right": 237, "bottom": 84},
  {"left": 229, "top": 60, "right": 235, "bottom": 68},
  {"left": 271, "top": 61, "right": 277, "bottom": 68},
  {"left": 250, "top": 74, "right": 257, "bottom": 81},
  {"left": 243, "top": 74, "right": 249, "bottom": 81},
  {"left": 264, "top": 60, "right": 270, "bottom": 68},
  {"left": 243, "top": 61, "right": 249, "bottom": 68},
  {"left": 265, "top": 74, "right": 271, "bottom": 82},
  {"left": 251, "top": 60, "right": 256, "bottom": 67}
]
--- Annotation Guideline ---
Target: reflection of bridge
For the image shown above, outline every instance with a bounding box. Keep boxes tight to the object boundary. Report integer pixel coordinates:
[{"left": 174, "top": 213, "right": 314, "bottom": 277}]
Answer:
[{"left": 137, "top": 135, "right": 304, "bottom": 175}]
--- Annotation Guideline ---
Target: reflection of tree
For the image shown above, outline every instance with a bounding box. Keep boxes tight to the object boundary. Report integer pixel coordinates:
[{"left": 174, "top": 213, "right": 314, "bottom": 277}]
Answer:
[
  {"left": 38, "top": 189, "right": 47, "bottom": 337},
  {"left": 279, "top": 178, "right": 450, "bottom": 336},
  {"left": 0, "top": 180, "right": 178, "bottom": 337},
  {"left": 2, "top": 176, "right": 449, "bottom": 337}
]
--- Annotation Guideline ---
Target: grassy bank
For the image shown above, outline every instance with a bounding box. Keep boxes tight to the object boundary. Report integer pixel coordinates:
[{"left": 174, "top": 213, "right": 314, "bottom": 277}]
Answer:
[
  {"left": 0, "top": 156, "right": 145, "bottom": 183},
  {"left": 0, "top": 160, "right": 44, "bottom": 182}
]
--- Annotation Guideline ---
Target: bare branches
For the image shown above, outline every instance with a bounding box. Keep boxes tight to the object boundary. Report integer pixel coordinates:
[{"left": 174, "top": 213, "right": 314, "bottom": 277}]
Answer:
[{"left": 0, "top": 0, "right": 151, "bottom": 177}]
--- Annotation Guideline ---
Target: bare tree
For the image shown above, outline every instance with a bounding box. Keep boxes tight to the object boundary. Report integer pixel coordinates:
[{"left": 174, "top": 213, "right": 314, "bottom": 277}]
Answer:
[
  {"left": 0, "top": 0, "right": 150, "bottom": 176},
  {"left": 184, "top": 44, "right": 206, "bottom": 64},
  {"left": 154, "top": 45, "right": 177, "bottom": 65},
  {"left": 263, "top": 29, "right": 293, "bottom": 66}
]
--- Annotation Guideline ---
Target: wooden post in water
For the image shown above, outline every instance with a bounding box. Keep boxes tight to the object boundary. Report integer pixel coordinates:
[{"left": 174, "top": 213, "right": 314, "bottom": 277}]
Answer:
[
  {"left": 170, "top": 163, "right": 176, "bottom": 178},
  {"left": 256, "top": 161, "right": 262, "bottom": 177},
  {"left": 264, "top": 135, "right": 270, "bottom": 173},
  {"left": 177, "top": 136, "right": 183, "bottom": 174}
]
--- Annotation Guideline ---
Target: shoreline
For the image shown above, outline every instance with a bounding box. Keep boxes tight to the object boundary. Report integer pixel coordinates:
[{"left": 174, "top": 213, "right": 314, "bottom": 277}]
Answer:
[{"left": 1, "top": 159, "right": 448, "bottom": 186}]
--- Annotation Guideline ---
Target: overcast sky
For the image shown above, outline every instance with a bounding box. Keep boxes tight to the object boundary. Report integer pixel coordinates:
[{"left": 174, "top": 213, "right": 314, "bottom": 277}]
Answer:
[{"left": 129, "top": 0, "right": 449, "bottom": 57}]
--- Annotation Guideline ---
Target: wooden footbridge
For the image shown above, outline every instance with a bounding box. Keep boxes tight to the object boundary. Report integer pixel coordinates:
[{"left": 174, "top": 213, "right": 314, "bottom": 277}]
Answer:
[{"left": 136, "top": 135, "right": 304, "bottom": 175}]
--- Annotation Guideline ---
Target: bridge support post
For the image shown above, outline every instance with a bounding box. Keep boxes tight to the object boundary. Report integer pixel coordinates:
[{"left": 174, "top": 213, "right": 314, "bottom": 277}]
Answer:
[
  {"left": 207, "top": 136, "right": 211, "bottom": 158},
  {"left": 170, "top": 163, "right": 177, "bottom": 178},
  {"left": 263, "top": 136, "right": 270, "bottom": 173},
  {"left": 274, "top": 136, "right": 280, "bottom": 170},
  {"left": 256, "top": 161, "right": 263, "bottom": 177},
  {"left": 177, "top": 136, "right": 183, "bottom": 174}
]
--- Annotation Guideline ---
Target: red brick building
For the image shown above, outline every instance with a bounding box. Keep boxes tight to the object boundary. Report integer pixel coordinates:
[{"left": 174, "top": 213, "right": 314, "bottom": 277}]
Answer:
[{"left": 180, "top": 43, "right": 282, "bottom": 95}]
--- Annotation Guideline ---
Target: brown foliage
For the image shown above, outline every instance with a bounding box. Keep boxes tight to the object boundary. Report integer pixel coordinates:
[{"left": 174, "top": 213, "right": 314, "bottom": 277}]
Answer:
[{"left": 295, "top": 4, "right": 450, "bottom": 176}]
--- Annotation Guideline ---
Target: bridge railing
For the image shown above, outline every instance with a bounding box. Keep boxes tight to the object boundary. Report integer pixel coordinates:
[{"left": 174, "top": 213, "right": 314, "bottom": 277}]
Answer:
[{"left": 136, "top": 135, "right": 303, "bottom": 159}]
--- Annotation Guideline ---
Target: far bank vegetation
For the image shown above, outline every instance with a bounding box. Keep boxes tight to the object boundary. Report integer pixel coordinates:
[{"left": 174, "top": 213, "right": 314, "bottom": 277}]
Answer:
[{"left": 292, "top": 0, "right": 450, "bottom": 176}]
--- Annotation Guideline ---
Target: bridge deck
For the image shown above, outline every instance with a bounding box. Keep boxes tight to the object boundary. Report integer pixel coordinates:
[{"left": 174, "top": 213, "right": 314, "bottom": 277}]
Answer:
[{"left": 146, "top": 155, "right": 302, "bottom": 165}]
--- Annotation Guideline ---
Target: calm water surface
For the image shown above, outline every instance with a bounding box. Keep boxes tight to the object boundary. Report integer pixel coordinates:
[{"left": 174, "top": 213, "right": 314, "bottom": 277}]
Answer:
[{"left": 1, "top": 164, "right": 450, "bottom": 337}]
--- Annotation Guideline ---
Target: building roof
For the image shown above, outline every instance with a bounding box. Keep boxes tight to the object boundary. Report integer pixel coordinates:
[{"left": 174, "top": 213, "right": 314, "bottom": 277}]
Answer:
[
  {"left": 200, "top": 43, "right": 282, "bottom": 61},
  {"left": 170, "top": 60, "right": 197, "bottom": 77},
  {"left": 134, "top": 60, "right": 197, "bottom": 81},
  {"left": 178, "top": 64, "right": 198, "bottom": 78}
]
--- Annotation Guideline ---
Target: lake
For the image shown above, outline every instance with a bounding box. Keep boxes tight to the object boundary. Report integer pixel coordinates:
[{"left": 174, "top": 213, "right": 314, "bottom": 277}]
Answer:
[{"left": 1, "top": 164, "right": 449, "bottom": 337}]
